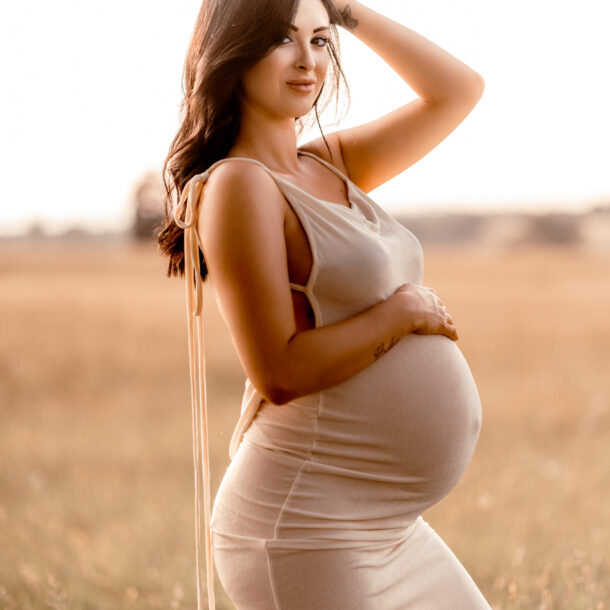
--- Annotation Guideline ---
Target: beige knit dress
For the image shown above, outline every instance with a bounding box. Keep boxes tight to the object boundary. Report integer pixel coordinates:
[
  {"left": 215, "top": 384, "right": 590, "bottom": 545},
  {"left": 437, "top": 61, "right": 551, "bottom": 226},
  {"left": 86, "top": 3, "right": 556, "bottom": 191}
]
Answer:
[{"left": 176, "top": 150, "right": 490, "bottom": 609}]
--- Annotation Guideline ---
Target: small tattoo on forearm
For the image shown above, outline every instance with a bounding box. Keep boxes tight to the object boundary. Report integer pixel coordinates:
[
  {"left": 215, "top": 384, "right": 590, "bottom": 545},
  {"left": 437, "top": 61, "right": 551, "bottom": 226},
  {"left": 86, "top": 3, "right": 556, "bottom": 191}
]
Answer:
[
  {"left": 373, "top": 336, "right": 400, "bottom": 361},
  {"left": 340, "top": 6, "right": 359, "bottom": 31}
]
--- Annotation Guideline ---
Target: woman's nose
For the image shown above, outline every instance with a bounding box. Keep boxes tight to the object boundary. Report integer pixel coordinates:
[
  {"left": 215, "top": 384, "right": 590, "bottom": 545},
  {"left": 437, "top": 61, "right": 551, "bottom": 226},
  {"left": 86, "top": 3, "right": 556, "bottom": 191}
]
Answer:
[{"left": 295, "top": 44, "right": 315, "bottom": 72}]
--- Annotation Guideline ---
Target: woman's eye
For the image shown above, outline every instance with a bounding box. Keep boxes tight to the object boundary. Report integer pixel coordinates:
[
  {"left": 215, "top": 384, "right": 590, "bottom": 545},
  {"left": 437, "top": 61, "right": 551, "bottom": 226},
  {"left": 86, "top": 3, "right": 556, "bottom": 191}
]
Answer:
[{"left": 278, "top": 35, "right": 329, "bottom": 47}]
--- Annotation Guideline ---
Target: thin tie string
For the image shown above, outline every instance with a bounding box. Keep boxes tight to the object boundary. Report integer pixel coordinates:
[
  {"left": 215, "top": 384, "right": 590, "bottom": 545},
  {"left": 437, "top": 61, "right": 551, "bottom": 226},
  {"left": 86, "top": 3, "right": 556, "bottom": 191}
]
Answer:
[{"left": 173, "top": 172, "right": 215, "bottom": 610}]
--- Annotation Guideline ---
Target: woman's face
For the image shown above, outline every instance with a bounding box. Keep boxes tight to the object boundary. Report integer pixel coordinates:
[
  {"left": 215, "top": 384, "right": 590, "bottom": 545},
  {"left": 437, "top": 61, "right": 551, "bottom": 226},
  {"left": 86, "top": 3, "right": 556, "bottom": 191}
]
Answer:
[{"left": 239, "top": 0, "right": 331, "bottom": 121}]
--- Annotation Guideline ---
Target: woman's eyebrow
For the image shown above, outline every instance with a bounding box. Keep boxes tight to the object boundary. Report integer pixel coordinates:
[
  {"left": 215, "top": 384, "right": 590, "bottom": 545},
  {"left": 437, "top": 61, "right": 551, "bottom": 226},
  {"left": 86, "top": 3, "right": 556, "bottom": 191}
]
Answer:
[{"left": 289, "top": 24, "right": 330, "bottom": 33}]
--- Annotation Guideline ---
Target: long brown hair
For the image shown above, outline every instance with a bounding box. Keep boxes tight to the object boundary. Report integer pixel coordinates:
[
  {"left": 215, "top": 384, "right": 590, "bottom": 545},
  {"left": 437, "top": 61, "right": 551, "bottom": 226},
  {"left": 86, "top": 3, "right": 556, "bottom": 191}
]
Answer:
[{"left": 157, "top": 0, "right": 351, "bottom": 280}]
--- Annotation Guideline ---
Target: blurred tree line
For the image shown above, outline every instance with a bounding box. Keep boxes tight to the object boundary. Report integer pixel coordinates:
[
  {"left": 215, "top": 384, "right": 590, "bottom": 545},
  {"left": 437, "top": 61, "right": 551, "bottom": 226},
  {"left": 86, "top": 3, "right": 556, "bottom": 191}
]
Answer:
[{"left": 129, "top": 169, "right": 610, "bottom": 248}]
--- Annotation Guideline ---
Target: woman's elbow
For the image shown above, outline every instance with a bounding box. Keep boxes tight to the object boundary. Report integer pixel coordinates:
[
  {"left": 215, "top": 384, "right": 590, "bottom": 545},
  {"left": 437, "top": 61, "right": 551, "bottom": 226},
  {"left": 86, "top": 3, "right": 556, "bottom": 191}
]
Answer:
[
  {"left": 469, "top": 72, "right": 485, "bottom": 100},
  {"left": 259, "top": 383, "right": 293, "bottom": 406},
  {"left": 249, "top": 347, "right": 309, "bottom": 405},
  {"left": 255, "top": 370, "right": 296, "bottom": 406}
]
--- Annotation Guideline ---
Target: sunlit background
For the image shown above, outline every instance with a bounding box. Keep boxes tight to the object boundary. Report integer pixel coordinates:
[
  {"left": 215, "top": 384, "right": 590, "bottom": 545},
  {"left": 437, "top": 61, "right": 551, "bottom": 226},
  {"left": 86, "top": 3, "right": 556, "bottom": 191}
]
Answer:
[
  {"left": 1, "top": 2, "right": 609, "bottom": 609},
  {"left": 1, "top": 0, "right": 609, "bottom": 234}
]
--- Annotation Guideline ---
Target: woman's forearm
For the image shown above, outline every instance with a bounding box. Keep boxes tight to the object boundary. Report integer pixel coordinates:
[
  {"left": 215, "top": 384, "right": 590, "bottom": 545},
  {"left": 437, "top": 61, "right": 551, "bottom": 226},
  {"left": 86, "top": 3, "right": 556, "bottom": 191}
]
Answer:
[
  {"left": 336, "top": 1, "right": 484, "bottom": 102},
  {"left": 272, "top": 297, "right": 413, "bottom": 404}
]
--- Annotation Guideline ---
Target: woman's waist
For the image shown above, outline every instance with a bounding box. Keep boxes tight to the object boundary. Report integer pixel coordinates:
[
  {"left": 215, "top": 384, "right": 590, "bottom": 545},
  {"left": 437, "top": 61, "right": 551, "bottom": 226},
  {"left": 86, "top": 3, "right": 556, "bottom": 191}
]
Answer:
[{"left": 243, "top": 392, "right": 321, "bottom": 460}]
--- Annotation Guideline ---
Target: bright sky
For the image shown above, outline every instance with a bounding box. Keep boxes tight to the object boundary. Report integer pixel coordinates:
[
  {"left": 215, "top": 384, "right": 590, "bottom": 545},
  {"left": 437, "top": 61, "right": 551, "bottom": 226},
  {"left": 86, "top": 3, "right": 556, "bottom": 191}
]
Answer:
[{"left": 1, "top": 0, "right": 608, "bottom": 234}]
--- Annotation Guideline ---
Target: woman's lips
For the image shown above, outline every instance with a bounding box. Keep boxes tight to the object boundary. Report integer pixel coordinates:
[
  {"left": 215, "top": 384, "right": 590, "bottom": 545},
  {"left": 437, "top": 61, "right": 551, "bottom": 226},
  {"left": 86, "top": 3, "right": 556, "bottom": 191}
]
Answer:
[{"left": 287, "top": 82, "right": 316, "bottom": 93}]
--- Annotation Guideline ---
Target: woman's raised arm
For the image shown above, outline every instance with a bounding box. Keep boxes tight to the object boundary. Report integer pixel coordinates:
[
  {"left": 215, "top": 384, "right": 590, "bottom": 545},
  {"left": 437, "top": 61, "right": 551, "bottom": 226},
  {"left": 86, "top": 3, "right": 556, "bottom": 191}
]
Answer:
[{"left": 311, "top": 1, "right": 485, "bottom": 192}]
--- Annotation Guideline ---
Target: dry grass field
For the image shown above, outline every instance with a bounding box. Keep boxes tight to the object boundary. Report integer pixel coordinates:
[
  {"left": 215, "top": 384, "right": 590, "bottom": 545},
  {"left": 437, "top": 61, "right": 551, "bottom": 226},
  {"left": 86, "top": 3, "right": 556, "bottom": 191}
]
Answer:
[{"left": 0, "top": 241, "right": 608, "bottom": 609}]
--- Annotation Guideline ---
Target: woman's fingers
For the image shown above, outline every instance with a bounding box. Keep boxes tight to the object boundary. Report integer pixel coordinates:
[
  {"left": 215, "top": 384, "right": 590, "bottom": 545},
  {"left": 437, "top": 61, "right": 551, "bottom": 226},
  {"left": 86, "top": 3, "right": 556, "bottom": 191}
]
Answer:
[
  {"left": 398, "top": 283, "right": 458, "bottom": 340},
  {"left": 437, "top": 301, "right": 456, "bottom": 335},
  {"left": 439, "top": 305, "right": 457, "bottom": 340},
  {"left": 445, "top": 321, "right": 458, "bottom": 341}
]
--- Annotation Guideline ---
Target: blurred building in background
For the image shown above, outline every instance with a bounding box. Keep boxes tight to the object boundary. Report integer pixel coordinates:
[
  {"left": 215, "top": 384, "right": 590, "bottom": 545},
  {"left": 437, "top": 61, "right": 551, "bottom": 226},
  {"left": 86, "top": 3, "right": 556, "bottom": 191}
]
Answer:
[{"left": 132, "top": 171, "right": 165, "bottom": 240}]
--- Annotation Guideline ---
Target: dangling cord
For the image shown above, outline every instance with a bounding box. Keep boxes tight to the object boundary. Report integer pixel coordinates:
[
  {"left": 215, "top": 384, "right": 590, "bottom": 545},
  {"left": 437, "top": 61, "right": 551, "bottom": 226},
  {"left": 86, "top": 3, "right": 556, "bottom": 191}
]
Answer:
[{"left": 174, "top": 174, "right": 215, "bottom": 610}]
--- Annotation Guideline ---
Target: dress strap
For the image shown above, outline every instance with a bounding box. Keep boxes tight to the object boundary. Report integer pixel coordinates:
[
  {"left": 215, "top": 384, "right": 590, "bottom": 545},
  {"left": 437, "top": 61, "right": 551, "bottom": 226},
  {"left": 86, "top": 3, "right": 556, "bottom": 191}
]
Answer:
[
  {"left": 289, "top": 281, "right": 307, "bottom": 293},
  {"left": 297, "top": 149, "right": 353, "bottom": 186},
  {"left": 172, "top": 172, "right": 216, "bottom": 610}
]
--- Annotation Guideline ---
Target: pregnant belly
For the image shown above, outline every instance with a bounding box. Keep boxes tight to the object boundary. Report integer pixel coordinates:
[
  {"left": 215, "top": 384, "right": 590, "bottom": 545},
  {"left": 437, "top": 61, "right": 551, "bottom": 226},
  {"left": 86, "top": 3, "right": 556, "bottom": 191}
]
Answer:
[
  {"left": 245, "top": 333, "right": 482, "bottom": 517},
  {"left": 313, "top": 333, "right": 482, "bottom": 496}
]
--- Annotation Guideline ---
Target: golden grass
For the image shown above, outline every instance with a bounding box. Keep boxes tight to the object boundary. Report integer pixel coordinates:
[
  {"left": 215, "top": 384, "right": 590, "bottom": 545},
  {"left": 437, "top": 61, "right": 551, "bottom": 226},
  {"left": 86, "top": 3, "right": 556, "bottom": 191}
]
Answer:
[{"left": 0, "top": 241, "right": 608, "bottom": 609}]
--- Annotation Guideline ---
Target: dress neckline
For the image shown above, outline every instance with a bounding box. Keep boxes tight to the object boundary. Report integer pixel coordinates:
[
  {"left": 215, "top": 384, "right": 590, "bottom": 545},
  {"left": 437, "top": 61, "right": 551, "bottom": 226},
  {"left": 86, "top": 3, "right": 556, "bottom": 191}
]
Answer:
[
  {"left": 223, "top": 149, "right": 356, "bottom": 213},
  {"left": 294, "top": 150, "right": 355, "bottom": 212},
  {"left": 273, "top": 170, "right": 356, "bottom": 213}
]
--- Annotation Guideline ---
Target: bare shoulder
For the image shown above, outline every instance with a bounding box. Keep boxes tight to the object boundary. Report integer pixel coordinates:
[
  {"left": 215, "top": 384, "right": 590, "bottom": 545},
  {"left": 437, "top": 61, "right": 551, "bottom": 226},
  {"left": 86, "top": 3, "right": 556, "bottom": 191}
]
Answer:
[
  {"left": 203, "top": 158, "right": 285, "bottom": 213},
  {"left": 298, "top": 132, "right": 350, "bottom": 177},
  {"left": 197, "top": 158, "right": 287, "bottom": 265}
]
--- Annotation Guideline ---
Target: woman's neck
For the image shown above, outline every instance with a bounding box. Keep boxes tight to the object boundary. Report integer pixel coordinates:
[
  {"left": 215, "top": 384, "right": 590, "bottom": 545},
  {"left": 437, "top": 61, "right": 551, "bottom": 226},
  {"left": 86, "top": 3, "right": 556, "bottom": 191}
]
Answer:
[{"left": 229, "top": 107, "right": 301, "bottom": 174}]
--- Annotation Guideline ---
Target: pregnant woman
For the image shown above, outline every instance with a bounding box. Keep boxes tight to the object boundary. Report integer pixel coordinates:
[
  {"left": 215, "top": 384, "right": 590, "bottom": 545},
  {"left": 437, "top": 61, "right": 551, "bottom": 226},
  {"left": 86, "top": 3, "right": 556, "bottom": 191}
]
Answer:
[{"left": 158, "top": 0, "right": 488, "bottom": 607}]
